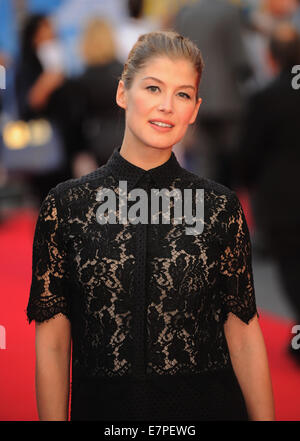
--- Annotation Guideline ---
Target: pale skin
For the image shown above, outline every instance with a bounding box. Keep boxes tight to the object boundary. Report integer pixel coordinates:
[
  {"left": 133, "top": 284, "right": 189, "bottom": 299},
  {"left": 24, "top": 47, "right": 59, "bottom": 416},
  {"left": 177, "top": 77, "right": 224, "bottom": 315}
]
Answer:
[
  {"left": 35, "top": 55, "right": 275, "bottom": 421},
  {"left": 35, "top": 314, "right": 71, "bottom": 421}
]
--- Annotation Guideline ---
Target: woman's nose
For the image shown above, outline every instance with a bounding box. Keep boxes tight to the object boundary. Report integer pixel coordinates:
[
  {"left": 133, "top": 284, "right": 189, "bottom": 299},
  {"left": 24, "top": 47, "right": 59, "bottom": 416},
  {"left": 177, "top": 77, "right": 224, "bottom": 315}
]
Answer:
[{"left": 158, "top": 94, "right": 173, "bottom": 113}]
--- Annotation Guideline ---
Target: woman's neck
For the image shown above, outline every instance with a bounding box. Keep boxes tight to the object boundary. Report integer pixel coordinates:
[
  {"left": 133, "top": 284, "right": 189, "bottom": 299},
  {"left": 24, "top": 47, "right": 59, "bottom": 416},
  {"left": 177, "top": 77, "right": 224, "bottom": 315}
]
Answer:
[{"left": 119, "top": 138, "right": 173, "bottom": 171}]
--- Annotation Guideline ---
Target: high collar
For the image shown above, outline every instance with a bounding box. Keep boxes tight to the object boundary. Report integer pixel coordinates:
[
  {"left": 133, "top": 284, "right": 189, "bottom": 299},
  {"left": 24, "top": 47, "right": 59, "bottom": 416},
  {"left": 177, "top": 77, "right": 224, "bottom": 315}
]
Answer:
[{"left": 105, "top": 146, "right": 185, "bottom": 191}]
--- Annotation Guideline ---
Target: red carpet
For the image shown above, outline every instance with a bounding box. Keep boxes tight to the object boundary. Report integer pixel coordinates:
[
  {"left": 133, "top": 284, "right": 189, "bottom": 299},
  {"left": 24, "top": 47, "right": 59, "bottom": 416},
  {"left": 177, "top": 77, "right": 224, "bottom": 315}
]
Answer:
[{"left": 0, "top": 208, "right": 299, "bottom": 421}]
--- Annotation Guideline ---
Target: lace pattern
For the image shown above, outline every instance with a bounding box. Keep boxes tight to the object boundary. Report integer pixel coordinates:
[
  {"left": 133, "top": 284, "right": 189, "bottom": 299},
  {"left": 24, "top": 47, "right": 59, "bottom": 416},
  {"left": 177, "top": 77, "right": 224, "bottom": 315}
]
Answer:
[
  {"left": 27, "top": 190, "right": 71, "bottom": 324},
  {"left": 27, "top": 147, "right": 259, "bottom": 380}
]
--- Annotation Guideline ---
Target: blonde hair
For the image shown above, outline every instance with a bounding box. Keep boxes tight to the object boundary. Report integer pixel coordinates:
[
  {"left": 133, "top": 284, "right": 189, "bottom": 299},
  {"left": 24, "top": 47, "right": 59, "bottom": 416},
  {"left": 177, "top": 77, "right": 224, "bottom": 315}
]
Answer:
[
  {"left": 120, "top": 30, "right": 204, "bottom": 99},
  {"left": 81, "top": 18, "right": 116, "bottom": 65}
]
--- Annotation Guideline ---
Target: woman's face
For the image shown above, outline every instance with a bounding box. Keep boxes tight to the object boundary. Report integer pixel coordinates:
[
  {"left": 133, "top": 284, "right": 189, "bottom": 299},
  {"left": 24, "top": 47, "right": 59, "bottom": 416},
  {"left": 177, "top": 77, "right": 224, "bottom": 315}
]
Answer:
[
  {"left": 266, "top": 0, "right": 297, "bottom": 17},
  {"left": 33, "top": 18, "right": 55, "bottom": 48},
  {"left": 116, "top": 56, "right": 202, "bottom": 152}
]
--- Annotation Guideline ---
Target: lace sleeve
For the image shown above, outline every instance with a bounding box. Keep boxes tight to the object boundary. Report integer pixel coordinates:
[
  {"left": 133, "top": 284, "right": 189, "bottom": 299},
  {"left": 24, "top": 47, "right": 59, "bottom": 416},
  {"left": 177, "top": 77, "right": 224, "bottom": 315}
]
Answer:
[
  {"left": 219, "top": 192, "right": 259, "bottom": 325},
  {"left": 26, "top": 188, "right": 70, "bottom": 324}
]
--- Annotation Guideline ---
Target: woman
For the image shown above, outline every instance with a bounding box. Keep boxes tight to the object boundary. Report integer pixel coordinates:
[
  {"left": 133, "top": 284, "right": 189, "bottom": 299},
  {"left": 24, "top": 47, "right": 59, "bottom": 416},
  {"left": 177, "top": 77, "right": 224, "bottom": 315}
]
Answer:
[
  {"left": 74, "top": 17, "right": 125, "bottom": 169},
  {"left": 15, "top": 14, "right": 62, "bottom": 120},
  {"left": 15, "top": 14, "right": 68, "bottom": 203},
  {"left": 26, "top": 31, "right": 275, "bottom": 421}
]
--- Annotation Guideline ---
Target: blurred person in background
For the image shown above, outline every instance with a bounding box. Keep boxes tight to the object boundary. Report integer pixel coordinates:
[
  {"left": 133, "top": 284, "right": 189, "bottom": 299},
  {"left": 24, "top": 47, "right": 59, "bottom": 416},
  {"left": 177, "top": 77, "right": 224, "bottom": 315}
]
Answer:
[
  {"left": 235, "top": 23, "right": 300, "bottom": 365},
  {"left": 52, "top": 0, "right": 128, "bottom": 76},
  {"left": 115, "top": 0, "right": 159, "bottom": 63},
  {"left": 15, "top": 14, "right": 65, "bottom": 121},
  {"left": 173, "top": 0, "right": 253, "bottom": 188},
  {"left": 72, "top": 17, "right": 125, "bottom": 172},
  {"left": 14, "top": 14, "right": 69, "bottom": 203},
  {"left": 251, "top": 0, "right": 297, "bottom": 35},
  {"left": 292, "top": 0, "right": 300, "bottom": 30},
  {"left": 244, "top": 0, "right": 298, "bottom": 86}
]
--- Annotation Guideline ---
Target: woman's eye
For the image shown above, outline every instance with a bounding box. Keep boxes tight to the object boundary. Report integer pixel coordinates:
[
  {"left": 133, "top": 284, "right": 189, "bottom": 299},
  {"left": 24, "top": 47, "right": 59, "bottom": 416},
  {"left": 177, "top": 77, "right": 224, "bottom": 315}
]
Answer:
[
  {"left": 146, "top": 86, "right": 191, "bottom": 100},
  {"left": 178, "top": 92, "right": 191, "bottom": 100},
  {"left": 146, "top": 86, "right": 159, "bottom": 93}
]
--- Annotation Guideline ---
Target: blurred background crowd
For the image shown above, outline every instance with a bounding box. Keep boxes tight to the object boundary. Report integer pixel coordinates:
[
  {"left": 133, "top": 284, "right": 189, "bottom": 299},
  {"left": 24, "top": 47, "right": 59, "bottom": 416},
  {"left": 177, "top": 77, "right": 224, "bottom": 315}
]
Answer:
[{"left": 1, "top": 0, "right": 300, "bottom": 364}]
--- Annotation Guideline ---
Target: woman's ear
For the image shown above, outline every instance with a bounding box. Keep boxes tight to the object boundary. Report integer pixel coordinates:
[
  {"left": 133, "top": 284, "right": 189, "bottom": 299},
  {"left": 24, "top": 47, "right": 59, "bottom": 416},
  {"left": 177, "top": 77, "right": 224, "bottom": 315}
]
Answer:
[
  {"left": 189, "top": 97, "right": 202, "bottom": 125},
  {"left": 116, "top": 80, "right": 127, "bottom": 110}
]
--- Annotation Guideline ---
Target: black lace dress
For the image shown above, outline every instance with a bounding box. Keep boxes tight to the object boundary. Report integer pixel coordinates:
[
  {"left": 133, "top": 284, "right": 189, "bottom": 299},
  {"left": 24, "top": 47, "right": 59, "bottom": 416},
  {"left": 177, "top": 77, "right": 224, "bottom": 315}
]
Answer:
[{"left": 26, "top": 146, "right": 259, "bottom": 421}]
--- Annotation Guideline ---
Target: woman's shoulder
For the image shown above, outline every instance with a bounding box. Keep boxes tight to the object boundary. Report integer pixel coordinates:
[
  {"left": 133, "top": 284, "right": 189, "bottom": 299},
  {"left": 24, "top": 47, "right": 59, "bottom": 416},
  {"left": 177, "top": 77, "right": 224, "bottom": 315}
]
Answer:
[
  {"left": 179, "top": 168, "right": 241, "bottom": 230},
  {"left": 180, "top": 168, "right": 235, "bottom": 200},
  {"left": 48, "top": 165, "right": 110, "bottom": 206}
]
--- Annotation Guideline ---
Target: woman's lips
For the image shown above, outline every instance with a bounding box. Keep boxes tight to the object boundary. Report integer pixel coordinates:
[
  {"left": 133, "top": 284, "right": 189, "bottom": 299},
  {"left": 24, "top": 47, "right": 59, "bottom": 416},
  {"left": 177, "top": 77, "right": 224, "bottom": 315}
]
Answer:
[{"left": 148, "top": 121, "right": 174, "bottom": 132}]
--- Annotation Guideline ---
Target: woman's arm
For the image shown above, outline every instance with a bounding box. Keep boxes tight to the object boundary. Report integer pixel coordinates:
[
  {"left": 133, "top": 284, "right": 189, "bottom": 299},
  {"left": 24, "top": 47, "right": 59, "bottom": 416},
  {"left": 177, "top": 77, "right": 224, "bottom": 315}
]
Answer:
[
  {"left": 35, "top": 313, "right": 71, "bottom": 421},
  {"left": 28, "top": 71, "right": 64, "bottom": 110},
  {"left": 224, "top": 312, "right": 275, "bottom": 421}
]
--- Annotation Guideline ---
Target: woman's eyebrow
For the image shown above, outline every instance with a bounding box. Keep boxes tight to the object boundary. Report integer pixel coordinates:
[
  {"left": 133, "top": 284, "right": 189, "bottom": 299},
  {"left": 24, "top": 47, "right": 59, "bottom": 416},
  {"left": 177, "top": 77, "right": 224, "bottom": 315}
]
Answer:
[{"left": 141, "top": 76, "right": 195, "bottom": 90}]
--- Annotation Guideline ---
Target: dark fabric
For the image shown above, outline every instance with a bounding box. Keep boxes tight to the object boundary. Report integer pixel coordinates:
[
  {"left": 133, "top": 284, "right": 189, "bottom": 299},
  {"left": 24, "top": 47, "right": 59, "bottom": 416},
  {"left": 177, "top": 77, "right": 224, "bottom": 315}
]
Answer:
[
  {"left": 70, "top": 370, "right": 248, "bottom": 421},
  {"left": 76, "top": 62, "right": 123, "bottom": 118},
  {"left": 15, "top": 56, "right": 43, "bottom": 121},
  {"left": 74, "top": 61, "right": 125, "bottom": 166},
  {"left": 236, "top": 70, "right": 300, "bottom": 258},
  {"left": 276, "top": 257, "right": 300, "bottom": 320},
  {"left": 195, "top": 117, "right": 242, "bottom": 187},
  {"left": 26, "top": 146, "right": 258, "bottom": 420}
]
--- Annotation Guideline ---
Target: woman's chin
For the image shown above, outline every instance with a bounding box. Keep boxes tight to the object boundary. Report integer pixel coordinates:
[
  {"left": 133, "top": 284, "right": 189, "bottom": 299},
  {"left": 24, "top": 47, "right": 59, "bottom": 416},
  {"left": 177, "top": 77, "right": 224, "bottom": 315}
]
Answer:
[{"left": 142, "top": 138, "right": 180, "bottom": 150}]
